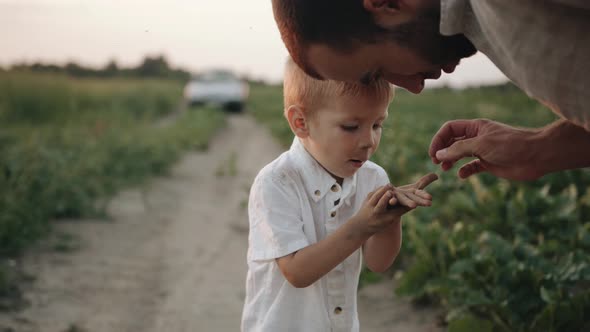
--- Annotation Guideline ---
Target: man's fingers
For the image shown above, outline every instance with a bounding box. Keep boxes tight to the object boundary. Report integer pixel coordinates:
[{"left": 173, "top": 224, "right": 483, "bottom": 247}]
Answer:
[
  {"left": 458, "top": 159, "right": 487, "bottom": 179},
  {"left": 441, "top": 160, "right": 455, "bottom": 171},
  {"left": 414, "top": 173, "right": 439, "bottom": 190},
  {"left": 429, "top": 119, "right": 480, "bottom": 163},
  {"left": 435, "top": 137, "right": 478, "bottom": 163}
]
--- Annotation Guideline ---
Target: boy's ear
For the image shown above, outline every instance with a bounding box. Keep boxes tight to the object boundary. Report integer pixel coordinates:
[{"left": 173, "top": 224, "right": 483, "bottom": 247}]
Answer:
[
  {"left": 362, "top": 0, "right": 411, "bottom": 29},
  {"left": 285, "top": 105, "right": 310, "bottom": 138}
]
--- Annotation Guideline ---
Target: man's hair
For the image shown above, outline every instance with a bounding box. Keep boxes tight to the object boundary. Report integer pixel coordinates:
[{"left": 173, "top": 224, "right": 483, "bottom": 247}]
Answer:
[
  {"left": 273, "top": 1, "right": 475, "bottom": 78},
  {"left": 283, "top": 57, "right": 393, "bottom": 112},
  {"left": 272, "top": 0, "right": 386, "bottom": 79}
]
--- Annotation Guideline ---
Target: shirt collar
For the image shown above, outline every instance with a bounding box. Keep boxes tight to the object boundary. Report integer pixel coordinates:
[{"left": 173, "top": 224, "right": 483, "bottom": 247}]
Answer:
[{"left": 289, "top": 137, "right": 357, "bottom": 204}]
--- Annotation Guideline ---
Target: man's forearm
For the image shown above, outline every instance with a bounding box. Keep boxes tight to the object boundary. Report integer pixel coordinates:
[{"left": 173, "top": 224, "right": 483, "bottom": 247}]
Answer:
[{"left": 535, "top": 119, "right": 590, "bottom": 176}]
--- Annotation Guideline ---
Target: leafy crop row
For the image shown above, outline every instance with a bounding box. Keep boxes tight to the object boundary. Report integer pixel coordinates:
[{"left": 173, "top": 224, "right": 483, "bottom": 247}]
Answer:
[
  {"left": 0, "top": 72, "right": 225, "bottom": 299},
  {"left": 248, "top": 83, "right": 590, "bottom": 332}
]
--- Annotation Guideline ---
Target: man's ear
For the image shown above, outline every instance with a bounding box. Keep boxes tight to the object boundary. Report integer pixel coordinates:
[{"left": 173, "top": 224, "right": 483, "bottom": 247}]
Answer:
[
  {"left": 285, "top": 105, "right": 310, "bottom": 138},
  {"left": 362, "top": 0, "right": 412, "bottom": 28}
]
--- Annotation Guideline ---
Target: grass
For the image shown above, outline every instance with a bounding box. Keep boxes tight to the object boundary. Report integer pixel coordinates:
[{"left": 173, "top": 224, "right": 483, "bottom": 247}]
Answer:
[{"left": 0, "top": 72, "right": 226, "bottom": 305}]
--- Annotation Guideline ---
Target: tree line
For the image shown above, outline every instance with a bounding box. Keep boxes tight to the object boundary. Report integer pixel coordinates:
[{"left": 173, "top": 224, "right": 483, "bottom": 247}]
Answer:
[{"left": 4, "top": 55, "right": 191, "bottom": 81}]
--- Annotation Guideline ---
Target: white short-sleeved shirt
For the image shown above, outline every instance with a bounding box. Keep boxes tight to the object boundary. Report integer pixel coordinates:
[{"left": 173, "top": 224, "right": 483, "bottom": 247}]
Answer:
[
  {"left": 440, "top": 0, "right": 590, "bottom": 131},
  {"left": 241, "top": 138, "right": 389, "bottom": 332}
]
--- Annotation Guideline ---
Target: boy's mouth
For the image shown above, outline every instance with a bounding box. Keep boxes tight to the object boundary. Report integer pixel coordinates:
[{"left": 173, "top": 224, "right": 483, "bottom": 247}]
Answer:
[{"left": 349, "top": 159, "right": 365, "bottom": 168}]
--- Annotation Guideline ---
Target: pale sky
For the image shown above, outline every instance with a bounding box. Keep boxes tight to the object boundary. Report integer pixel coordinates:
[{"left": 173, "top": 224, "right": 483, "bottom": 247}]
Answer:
[{"left": 0, "top": 0, "right": 508, "bottom": 88}]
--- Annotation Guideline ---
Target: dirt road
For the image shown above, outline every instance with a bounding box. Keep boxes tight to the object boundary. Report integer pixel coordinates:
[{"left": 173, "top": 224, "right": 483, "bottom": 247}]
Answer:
[{"left": 0, "top": 114, "right": 443, "bottom": 332}]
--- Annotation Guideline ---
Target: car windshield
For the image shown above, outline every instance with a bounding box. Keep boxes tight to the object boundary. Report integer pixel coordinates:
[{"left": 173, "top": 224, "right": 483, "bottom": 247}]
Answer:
[{"left": 194, "top": 71, "right": 237, "bottom": 83}]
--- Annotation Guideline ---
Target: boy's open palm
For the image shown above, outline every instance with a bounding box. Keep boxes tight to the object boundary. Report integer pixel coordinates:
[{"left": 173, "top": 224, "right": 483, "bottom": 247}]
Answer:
[
  {"left": 387, "top": 172, "right": 438, "bottom": 208},
  {"left": 357, "top": 173, "right": 438, "bottom": 234}
]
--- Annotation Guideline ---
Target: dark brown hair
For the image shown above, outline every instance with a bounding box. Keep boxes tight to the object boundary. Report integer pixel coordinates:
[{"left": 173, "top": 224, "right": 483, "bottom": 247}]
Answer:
[
  {"left": 272, "top": 0, "right": 386, "bottom": 79},
  {"left": 272, "top": 1, "right": 477, "bottom": 76}
]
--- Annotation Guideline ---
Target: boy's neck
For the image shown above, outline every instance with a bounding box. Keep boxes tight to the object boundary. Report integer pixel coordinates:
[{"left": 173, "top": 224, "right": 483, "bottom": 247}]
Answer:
[
  {"left": 299, "top": 138, "right": 345, "bottom": 185},
  {"left": 318, "top": 163, "right": 344, "bottom": 186}
]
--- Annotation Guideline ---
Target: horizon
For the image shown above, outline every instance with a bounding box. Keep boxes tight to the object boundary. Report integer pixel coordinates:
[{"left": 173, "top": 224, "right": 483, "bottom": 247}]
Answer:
[{"left": 0, "top": 0, "right": 508, "bottom": 88}]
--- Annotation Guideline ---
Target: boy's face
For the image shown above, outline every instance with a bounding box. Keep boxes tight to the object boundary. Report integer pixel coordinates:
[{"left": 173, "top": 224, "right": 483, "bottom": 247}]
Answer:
[{"left": 303, "top": 96, "right": 389, "bottom": 181}]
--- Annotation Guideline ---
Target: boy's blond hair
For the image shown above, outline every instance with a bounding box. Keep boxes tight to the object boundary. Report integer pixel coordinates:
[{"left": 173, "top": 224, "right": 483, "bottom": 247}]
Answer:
[{"left": 283, "top": 57, "right": 394, "bottom": 112}]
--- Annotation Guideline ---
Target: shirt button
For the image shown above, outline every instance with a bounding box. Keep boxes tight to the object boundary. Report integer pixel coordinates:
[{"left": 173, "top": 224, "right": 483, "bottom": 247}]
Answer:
[
  {"left": 331, "top": 184, "right": 339, "bottom": 192},
  {"left": 330, "top": 211, "right": 336, "bottom": 218},
  {"left": 314, "top": 190, "right": 321, "bottom": 196},
  {"left": 334, "top": 306, "right": 343, "bottom": 315}
]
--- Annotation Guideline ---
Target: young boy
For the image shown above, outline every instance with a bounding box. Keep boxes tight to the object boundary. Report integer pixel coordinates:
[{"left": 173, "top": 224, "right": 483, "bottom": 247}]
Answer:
[{"left": 241, "top": 58, "right": 435, "bottom": 332}]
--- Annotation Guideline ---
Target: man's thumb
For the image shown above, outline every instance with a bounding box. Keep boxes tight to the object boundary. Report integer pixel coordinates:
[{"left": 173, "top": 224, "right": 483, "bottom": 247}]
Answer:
[{"left": 435, "top": 138, "right": 477, "bottom": 162}]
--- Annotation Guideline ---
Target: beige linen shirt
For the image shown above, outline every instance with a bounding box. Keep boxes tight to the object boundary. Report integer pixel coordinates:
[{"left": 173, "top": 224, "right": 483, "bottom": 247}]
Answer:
[
  {"left": 241, "top": 138, "right": 389, "bottom": 332},
  {"left": 440, "top": 0, "right": 590, "bottom": 131}
]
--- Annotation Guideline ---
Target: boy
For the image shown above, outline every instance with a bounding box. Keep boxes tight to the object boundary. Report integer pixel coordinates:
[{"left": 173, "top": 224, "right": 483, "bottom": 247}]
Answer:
[{"left": 241, "top": 58, "right": 436, "bottom": 332}]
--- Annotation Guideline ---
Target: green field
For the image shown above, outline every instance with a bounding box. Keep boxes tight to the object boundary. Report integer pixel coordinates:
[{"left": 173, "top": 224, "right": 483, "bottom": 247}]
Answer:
[
  {"left": 248, "top": 83, "right": 590, "bottom": 332},
  {"left": 0, "top": 72, "right": 225, "bottom": 298}
]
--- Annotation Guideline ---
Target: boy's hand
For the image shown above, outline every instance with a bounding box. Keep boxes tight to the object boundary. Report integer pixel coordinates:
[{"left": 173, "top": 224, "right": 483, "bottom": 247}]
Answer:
[
  {"left": 354, "top": 173, "right": 438, "bottom": 234},
  {"left": 355, "top": 184, "right": 398, "bottom": 234},
  {"left": 387, "top": 172, "right": 438, "bottom": 208}
]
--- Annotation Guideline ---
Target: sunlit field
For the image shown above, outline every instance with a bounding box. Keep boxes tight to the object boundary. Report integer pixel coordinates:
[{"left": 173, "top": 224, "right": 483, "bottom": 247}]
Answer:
[
  {"left": 0, "top": 71, "right": 224, "bottom": 293},
  {"left": 248, "top": 83, "right": 590, "bottom": 332}
]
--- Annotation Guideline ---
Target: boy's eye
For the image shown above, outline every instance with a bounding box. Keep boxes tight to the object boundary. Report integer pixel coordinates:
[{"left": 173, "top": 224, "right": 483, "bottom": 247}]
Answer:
[
  {"left": 341, "top": 125, "right": 358, "bottom": 131},
  {"left": 373, "top": 123, "right": 383, "bottom": 130}
]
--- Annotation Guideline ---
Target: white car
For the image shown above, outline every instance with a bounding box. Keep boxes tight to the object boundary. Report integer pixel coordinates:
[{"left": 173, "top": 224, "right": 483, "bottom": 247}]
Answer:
[{"left": 184, "top": 70, "right": 249, "bottom": 112}]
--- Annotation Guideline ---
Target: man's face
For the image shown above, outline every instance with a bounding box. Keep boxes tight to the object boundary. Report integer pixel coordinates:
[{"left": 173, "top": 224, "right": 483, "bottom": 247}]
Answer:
[{"left": 305, "top": 6, "right": 476, "bottom": 93}]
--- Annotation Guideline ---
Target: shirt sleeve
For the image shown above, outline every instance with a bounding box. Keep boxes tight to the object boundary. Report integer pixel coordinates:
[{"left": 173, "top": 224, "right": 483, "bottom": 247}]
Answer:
[
  {"left": 247, "top": 173, "right": 310, "bottom": 262},
  {"left": 375, "top": 166, "right": 390, "bottom": 188}
]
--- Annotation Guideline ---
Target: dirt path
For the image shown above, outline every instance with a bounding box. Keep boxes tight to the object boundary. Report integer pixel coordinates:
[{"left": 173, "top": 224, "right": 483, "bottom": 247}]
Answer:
[{"left": 0, "top": 113, "right": 443, "bottom": 332}]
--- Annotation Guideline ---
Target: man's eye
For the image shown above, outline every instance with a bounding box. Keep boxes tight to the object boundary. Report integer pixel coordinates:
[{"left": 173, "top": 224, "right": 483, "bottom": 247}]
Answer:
[
  {"left": 341, "top": 125, "right": 358, "bottom": 131},
  {"left": 360, "top": 70, "right": 379, "bottom": 85},
  {"left": 373, "top": 123, "right": 383, "bottom": 130}
]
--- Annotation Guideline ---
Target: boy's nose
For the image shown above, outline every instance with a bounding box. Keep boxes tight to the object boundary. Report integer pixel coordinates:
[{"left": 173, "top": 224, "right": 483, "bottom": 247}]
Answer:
[{"left": 360, "top": 131, "right": 376, "bottom": 149}]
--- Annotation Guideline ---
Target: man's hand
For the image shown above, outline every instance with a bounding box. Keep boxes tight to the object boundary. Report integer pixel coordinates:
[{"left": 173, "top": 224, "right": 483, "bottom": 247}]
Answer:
[{"left": 429, "top": 119, "right": 547, "bottom": 180}]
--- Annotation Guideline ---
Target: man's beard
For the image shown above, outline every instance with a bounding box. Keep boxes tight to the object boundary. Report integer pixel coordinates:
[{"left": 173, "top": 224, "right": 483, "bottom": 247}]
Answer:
[{"left": 388, "top": 6, "right": 477, "bottom": 66}]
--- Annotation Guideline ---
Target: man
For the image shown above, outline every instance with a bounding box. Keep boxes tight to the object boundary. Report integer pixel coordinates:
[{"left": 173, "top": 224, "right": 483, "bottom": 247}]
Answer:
[{"left": 272, "top": 0, "right": 590, "bottom": 181}]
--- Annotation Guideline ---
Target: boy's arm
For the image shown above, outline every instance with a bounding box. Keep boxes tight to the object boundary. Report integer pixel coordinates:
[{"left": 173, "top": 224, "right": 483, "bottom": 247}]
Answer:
[
  {"left": 363, "top": 220, "right": 402, "bottom": 273},
  {"left": 276, "top": 186, "right": 395, "bottom": 288}
]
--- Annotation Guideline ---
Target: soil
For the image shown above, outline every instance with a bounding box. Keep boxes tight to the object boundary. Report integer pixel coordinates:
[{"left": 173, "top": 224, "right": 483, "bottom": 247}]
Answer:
[{"left": 0, "top": 114, "right": 445, "bottom": 332}]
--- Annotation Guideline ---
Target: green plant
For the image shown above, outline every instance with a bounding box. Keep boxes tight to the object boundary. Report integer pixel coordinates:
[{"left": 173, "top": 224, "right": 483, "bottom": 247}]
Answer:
[
  {"left": 248, "top": 82, "right": 590, "bottom": 331},
  {"left": 0, "top": 71, "right": 224, "bottom": 268}
]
